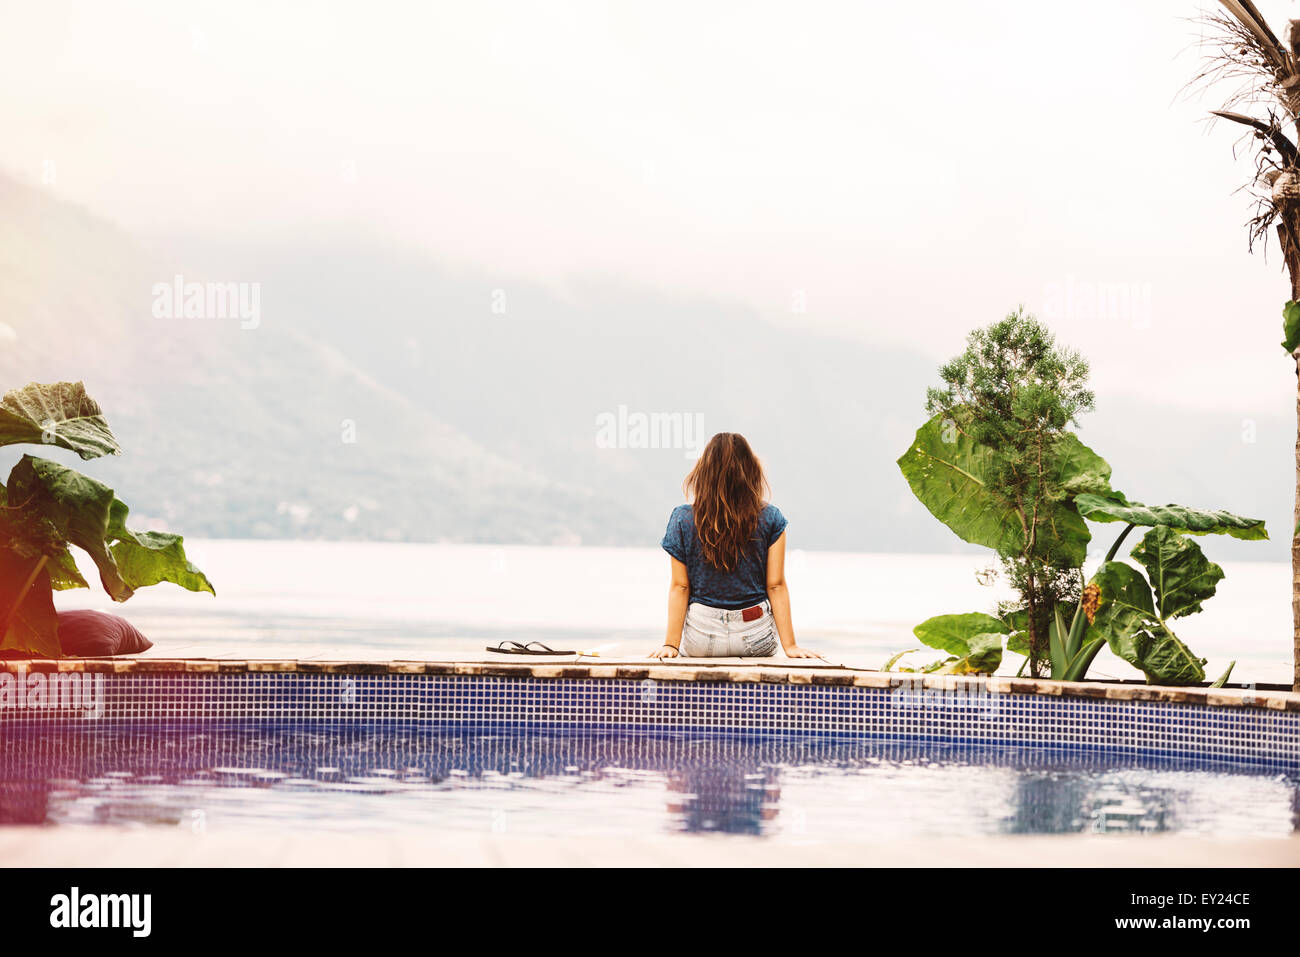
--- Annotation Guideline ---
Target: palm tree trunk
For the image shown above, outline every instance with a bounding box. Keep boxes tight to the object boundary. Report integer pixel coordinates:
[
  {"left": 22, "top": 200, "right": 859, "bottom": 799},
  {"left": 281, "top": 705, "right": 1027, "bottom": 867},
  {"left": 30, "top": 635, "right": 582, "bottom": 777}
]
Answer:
[
  {"left": 1280, "top": 213, "right": 1300, "bottom": 692},
  {"left": 1293, "top": 368, "right": 1299, "bottom": 693}
]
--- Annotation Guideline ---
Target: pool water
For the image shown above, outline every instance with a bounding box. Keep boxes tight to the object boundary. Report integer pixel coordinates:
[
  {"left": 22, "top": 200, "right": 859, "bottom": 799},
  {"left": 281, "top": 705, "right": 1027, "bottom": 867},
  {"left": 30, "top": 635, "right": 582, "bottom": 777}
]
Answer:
[{"left": 1, "top": 729, "right": 1296, "bottom": 840}]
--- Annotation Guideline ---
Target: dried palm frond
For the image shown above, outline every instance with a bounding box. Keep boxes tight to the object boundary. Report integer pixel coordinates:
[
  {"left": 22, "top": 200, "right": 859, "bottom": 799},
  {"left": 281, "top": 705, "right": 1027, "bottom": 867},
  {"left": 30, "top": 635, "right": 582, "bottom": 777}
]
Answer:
[
  {"left": 1211, "top": 109, "right": 1299, "bottom": 163},
  {"left": 1221, "top": 0, "right": 1290, "bottom": 73},
  {"left": 1188, "top": 3, "right": 1300, "bottom": 253},
  {"left": 1188, "top": 9, "right": 1287, "bottom": 114}
]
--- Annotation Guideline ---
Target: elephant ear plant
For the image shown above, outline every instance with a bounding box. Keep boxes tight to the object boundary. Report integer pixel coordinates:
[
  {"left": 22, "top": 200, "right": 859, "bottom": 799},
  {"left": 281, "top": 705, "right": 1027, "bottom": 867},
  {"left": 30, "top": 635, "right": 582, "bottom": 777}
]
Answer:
[
  {"left": 1072, "top": 496, "right": 1267, "bottom": 684},
  {"left": 0, "top": 381, "right": 213, "bottom": 657},
  {"left": 894, "top": 311, "right": 1267, "bottom": 685},
  {"left": 884, "top": 613, "right": 1010, "bottom": 675}
]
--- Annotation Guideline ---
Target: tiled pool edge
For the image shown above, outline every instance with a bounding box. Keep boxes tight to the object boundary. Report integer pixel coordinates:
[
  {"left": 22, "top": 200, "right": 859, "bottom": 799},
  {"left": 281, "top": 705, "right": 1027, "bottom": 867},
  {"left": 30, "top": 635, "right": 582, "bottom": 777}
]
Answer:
[
  {"left": 3, "top": 657, "right": 1298, "bottom": 713},
  {"left": 1, "top": 660, "right": 1298, "bottom": 770}
]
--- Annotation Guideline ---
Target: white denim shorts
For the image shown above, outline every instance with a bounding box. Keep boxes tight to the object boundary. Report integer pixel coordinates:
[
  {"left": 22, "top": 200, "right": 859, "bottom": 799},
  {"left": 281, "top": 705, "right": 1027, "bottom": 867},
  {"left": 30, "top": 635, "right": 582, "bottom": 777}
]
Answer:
[{"left": 680, "top": 600, "right": 777, "bottom": 658}]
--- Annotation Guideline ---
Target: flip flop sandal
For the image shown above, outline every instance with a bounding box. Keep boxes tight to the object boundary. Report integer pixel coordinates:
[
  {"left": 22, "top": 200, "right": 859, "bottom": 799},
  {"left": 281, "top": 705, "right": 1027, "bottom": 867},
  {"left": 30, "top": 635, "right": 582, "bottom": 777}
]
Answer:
[{"left": 485, "top": 640, "right": 577, "bottom": 656}]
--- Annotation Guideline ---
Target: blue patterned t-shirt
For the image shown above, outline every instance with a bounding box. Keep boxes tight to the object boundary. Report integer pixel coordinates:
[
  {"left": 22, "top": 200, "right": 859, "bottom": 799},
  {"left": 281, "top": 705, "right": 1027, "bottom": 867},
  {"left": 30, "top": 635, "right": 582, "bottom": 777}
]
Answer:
[{"left": 660, "top": 503, "right": 788, "bottom": 609}]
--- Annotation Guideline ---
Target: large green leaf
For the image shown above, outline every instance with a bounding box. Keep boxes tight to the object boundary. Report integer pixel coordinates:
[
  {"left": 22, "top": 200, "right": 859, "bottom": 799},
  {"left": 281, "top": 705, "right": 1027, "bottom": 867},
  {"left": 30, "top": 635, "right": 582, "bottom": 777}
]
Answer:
[
  {"left": 897, "top": 414, "right": 1096, "bottom": 564},
  {"left": 0, "top": 482, "right": 86, "bottom": 590},
  {"left": 1035, "top": 503, "right": 1092, "bottom": 567},
  {"left": 107, "top": 499, "right": 214, "bottom": 596},
  {"left": 1087, "top": 561, "right": 1206, "bottom": 685},
  {"left": 882, "top": 648, "right": 922, "bottom": 671},
  {"left": 0, "top": 548, "right": 60, "bottom": 657},
  {"left": 0, "top": 381, "right": 121, "bottom": 460},
  {"left": 913, "top": 611, "right": 1008, "bottom": 656},
  {"left": 1283, "top": 300, "right": 1300, "bottom": 354},
  {"left": 1074, "top": 493, "right": 1267, "bottom": 541},
  {"left": 6, "top": 457, "right": 214, "bottom": 601},
  {"left": 930, "top": 632, "right": 1004, "bottom": 674},
  {"left": 898, "top": 414, "right": 1021, "bottom": 553},
  {"left": 6, "top": 456, "right": 132, "bottom": 600},
  {"left": 1119, "top": 629, "right": 1206, "bottom": 686},
  {"left": 1130, "top": 526, "right": 1223, "bottom": 620},
  {"left": 1048, "top": 432, "right": 1116, "bottom": 496},
  {"left": 1084, "top": 561, "right": 1155, "bottom": 653},
  {"left": 45, "top": 548, "right": 89, "bottom": 591}
]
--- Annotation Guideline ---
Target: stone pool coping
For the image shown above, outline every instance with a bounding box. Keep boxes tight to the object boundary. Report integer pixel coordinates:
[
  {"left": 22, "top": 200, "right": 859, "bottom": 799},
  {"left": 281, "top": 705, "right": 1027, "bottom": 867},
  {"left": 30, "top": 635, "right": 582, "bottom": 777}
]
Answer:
[{"left": 3, "top": 657, "right": 1298, "bottom": 714}]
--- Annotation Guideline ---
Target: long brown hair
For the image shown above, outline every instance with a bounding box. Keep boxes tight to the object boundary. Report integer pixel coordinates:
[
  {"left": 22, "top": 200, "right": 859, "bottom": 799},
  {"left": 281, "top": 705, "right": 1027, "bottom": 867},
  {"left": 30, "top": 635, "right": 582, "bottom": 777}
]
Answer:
[{"left": 684, "top": 432, "right": 770, "bottom": 572}]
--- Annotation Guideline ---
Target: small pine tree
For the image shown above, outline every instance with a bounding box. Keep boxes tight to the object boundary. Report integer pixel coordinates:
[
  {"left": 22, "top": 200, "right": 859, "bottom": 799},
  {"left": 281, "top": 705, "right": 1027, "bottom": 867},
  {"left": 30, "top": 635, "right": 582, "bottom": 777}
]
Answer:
[{"left": 925, "top": 308, "right": 1095, "bottom": 675}]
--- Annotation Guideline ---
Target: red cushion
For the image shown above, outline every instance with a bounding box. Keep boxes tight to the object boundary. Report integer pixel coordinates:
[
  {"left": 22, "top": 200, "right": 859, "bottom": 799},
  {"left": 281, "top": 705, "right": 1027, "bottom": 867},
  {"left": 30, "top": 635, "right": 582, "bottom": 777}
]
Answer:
[{"left": 56, "top": 610, "right": 153, "bottom": 657}]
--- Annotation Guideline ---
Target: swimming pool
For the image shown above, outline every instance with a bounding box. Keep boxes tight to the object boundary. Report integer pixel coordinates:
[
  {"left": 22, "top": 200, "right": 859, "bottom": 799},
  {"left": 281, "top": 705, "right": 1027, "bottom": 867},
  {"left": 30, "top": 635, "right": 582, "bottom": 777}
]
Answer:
[
  {"left": 1, "top": 659, "right": 1297, "bottom": 842},
  {"left": 2, "top": 727, "right": 1296, "bottom": 839}
]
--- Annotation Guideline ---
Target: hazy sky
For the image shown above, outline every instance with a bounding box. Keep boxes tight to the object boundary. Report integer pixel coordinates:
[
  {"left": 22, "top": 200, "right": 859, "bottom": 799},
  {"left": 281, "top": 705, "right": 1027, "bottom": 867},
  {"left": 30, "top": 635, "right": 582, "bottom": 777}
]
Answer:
[{"left": 3, "top": 0, "right": 1299, "bottom": 413}]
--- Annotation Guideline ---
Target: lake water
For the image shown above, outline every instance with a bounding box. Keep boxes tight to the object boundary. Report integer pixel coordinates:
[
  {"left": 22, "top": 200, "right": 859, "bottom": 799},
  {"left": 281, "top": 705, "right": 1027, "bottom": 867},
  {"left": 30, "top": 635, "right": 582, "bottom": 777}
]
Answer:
[{"left": 55, "top": 540, "right": 1295, "bottom": 685}]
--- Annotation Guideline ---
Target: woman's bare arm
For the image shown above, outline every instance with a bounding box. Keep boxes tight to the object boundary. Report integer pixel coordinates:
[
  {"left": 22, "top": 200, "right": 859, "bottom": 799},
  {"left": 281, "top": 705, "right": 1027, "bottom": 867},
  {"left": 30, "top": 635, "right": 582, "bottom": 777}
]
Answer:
[
  {"left": 766, "top": 532, "right": 821, "bottom": 659},
  {"left": 650, "top": 556, "right": 690, "bottom": 658}
]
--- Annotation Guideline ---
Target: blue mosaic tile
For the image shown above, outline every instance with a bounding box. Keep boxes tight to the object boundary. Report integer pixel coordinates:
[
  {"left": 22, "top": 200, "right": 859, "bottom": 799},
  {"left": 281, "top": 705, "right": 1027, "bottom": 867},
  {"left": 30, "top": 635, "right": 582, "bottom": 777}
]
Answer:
[{"left": 0, "top": 673, "right": 1296, "bottom": 771}]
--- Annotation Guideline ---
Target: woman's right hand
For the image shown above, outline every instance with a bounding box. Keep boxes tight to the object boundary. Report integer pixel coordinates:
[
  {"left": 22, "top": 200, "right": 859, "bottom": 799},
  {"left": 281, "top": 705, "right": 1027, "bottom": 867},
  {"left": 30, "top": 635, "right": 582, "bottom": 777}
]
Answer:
[
  {"left": 784, "top": 645, "right": 824, "bottom": 659},
  {"left": 649, "top": 644, "right": 680, "bottom": 659}
]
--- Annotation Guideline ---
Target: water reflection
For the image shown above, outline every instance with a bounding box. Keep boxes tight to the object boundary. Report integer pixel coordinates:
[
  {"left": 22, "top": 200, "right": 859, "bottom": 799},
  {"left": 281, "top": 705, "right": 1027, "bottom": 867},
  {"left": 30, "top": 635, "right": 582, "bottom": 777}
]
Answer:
[
  {"left": 1004, "top": 774, "right": 1179, "bottom": 835},
  {"left": 668, "top": 767, "right": 780, "bottom": 835},
  {"left": 1003, "top": 774, "right": 1089, "bottom": 834},
  {"left": 0, "top": 781, "right": 46, "bottom": 825},
  {"left": 0, "top": 727, "right": 1293, "bottom": 840}
]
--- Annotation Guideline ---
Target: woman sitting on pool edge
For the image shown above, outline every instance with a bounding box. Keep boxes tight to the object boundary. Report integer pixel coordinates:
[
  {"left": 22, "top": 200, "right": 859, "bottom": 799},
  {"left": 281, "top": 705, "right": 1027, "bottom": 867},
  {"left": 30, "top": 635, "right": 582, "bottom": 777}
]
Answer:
[{"left": 650, "top": 432, "right": 821, "bottom": 660}]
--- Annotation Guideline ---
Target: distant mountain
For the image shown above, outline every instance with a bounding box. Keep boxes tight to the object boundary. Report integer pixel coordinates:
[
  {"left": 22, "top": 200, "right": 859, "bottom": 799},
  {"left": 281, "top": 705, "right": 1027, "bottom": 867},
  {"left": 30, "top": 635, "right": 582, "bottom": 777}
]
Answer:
[
  {"left": 0, "top": 175, "right": 643, "bottom": 545},
  {"left": 0, "top": 173, "right": 1291, "bottom": 559},
  {"left": 144, "top": 232, "right": 950, "bottom": 552}
]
